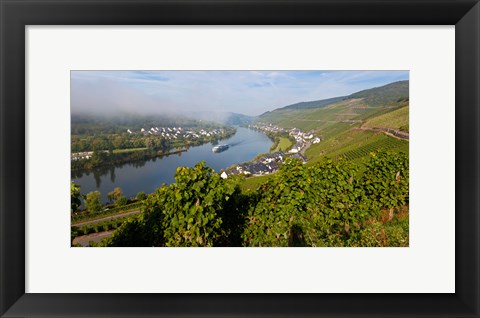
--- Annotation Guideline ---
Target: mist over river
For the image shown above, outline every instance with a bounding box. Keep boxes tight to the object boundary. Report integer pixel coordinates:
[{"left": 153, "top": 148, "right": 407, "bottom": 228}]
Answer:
[{"left": 71, "top": 127, "right": 272, "bottom": 203}]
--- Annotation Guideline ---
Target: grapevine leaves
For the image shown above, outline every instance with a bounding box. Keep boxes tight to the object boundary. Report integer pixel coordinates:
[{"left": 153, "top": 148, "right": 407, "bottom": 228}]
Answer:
[{"left": 106, "top": 152, "right": 409, "bottom": 247}]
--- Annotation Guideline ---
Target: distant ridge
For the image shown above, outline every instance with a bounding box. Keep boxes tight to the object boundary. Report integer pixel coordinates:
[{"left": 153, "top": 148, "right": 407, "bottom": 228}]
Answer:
[
  {"left": 259, "top": 80, "right": 409, "bottom": 117},
  {"left": 272, "top": 96, "right": 346, "bottom": 112},
  {"left": 190, "top": 111, "right": 253, "bottom": 125},
  {"left": 347, "top": 80, "right": 409, "bottom": 107}
]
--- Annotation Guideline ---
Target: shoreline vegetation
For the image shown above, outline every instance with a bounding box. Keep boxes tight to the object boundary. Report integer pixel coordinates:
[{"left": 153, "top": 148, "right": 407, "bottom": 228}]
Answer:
[
  {"left": 71, "top": 147, "right": 189, "bottom": 172},
  {"left": 71, "top": 125, "right": 236, "bottom": 171}
]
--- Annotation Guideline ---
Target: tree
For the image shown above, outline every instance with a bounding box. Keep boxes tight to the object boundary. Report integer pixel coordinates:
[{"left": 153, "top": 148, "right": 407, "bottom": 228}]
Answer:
[
  {"left": 92, "top": 150, "right": 108, "bottom": 166},
  {"left": 136, "top": 192, "right": 146, "bottom": 201},
  {"left": 70, "top": 181, "right": 82, "bottom": 212},
  {"left": 116, "top": 196, "right": 127, "bottom": 207},
  {"left": 144, "top": 137, "right": 155, "bottom": 150},
  {"left": 91, "top": 138, "right": 104, "bottom": 151},
  {"left": 85, "top": 191, "right": 102, "bottom": 213},
  {"left": 107, "top": 187, "right": 123, "bottom": 203},
  {"left": 112, "top": 135, "right": 125, "bottom": 149}
]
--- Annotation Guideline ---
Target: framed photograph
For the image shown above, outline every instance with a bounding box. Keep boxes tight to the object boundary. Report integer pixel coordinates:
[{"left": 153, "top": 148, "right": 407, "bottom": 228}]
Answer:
[
  {"left": 69, "top": 70, "right": 410, "bottom": 248},
  {"left": 1, "top": 0, "right": 478, "bottom": 317}
]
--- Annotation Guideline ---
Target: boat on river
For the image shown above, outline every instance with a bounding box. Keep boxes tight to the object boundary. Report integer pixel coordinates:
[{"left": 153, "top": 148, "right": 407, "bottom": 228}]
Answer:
[{"left": 212, "top": 144, "right": 229, "bottom": 153}]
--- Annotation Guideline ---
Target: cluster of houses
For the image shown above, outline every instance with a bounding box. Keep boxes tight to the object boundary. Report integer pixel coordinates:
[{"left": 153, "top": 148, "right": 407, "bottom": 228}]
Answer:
[
  {"left": 217, "top": 122, "right": 323, "bottom": 178},
  {"left": 222, "top": 151, "right": 307, "bottom": 178},
  {"left": 128, "top": 127, "right": 227, "bottom": 141},
  {"left": 249, "top": 122, "right": 286, "bottom": 134},
  {"left": 249, "top": 123, "right": 321, "bottom": 155},
  {"left": 287, "top": 128, "right": 321, "bottom": 154},
  {"left": 71, "top": 151, "right": 94, "bottom": 161}
]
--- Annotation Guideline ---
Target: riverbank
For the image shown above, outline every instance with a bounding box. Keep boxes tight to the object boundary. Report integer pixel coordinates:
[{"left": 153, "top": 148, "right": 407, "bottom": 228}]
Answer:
[
  {"left": 73, "top": 148, "right": 190, "bottom": 172},
  {"left": 71, "top": 139, "right": 236, "bottom": 173},
  {"left": 72, "top": 127, "right": 273, "bottom": 204}
]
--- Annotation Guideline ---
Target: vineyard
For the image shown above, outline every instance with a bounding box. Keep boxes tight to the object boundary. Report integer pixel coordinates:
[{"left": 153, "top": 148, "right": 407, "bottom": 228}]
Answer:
[
  {"left": 363, "top": 106, "right": 409, "bottom": 132},
  {"left": 72, "top": 216, "right": 129, "bottom": 237},
  {"left": 306, "top": 129, "right": 379, "bottom": 164},
  {"left": 92, "top": 151, "right": 409, "bottom": 247},
  {"left": 335, "top": 137, "right": 408, "bottom": 162}
]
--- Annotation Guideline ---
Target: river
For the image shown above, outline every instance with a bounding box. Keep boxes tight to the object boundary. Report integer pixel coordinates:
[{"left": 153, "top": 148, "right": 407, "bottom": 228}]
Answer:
[{"left": 71, "top": 127, "right": 273, "bottom": 203}]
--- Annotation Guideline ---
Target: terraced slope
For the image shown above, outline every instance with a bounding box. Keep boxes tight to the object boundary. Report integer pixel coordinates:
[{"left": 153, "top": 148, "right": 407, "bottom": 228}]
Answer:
[
  {"left": 257, "top": 80, "right": 409, "bottom": 132},
  {"left": 334, "top": 135, "right": 408, "bottom": 162},
  {"left": 242, "top": 80, "right": 409, "bottom": 190},
  {"left": 363, "top": 106, "right": 409, "bottom": 132},
  {"left": 259, "top": 98, "right": 368, "bottom": 132},
  {"left": 306, "top": 129, "right": 408, "bottom": 164}
]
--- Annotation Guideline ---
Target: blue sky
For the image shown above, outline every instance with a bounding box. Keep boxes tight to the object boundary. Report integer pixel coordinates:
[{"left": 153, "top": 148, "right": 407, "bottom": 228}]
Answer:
[{"left": 71, "top": 70, "right": 408, "bottom": 116}]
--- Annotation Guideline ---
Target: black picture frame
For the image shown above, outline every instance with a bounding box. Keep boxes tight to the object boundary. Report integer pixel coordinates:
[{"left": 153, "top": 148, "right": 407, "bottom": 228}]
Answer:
[{"left": 1, "top": 0, "right": 479, "bottom": 317}]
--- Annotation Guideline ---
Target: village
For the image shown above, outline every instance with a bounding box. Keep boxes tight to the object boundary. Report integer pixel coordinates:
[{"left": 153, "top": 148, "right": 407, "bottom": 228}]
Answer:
[
  {"left": 249, "top": 122, "right": 320, "bottom": 154},
  {"left": 222, "top": 123, "right": 321, "bottom": 178},
  {"left": 71, "top": 151, "right": 95, "bottom": 161},
  {"left": 128, "top": 126, "right": 228, "bottom": 141},
  {"left": 71, "top": 126, "right": 230, "bottom": 161}
]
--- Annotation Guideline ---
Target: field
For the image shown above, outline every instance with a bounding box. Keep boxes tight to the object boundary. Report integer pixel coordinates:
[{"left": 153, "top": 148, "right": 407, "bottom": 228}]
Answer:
[
  {"left": 240, "top": 174, "right": 273, "bottom": 192},
  {"left": 112, "top": 147, "right": 148, "bottom": 154},
  {"left": 271, "top": 137, "right": 293, "bottom": 152}
]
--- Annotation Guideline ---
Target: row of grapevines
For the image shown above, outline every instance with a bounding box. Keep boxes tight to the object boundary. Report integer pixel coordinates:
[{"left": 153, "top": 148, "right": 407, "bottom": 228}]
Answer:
[
  {"left": 336, "top": 137, "right": 407, "bottom": 161},
  {"left": 71, "top": 201, "right": 143, "bottom": 223},
  {"left": 72, "top": 216, "right": 130, "bottom": 237}
]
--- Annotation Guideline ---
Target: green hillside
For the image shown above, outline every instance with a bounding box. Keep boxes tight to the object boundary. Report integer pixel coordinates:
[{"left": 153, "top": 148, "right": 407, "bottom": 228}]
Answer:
[
  {"left": 258, "top": 98, "right": 367, "bottom": 132},
  {"left": 258, "top": 82, "right": 408, "bottom": 134},
  {"left": 257, "top": 80, "right": 409, "bottom": 131},
  {"left": 363, "top": 105, "right": 409, "bottom": 132},
  {"left": 255, "top": 80, "right": 409, "bottom": 167},
  {"left": 306, "top": 129, "right": 408, "bottom": 164}
]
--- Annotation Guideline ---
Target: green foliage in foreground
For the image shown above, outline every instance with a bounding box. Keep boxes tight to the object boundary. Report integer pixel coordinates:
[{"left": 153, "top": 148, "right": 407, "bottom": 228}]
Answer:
[
  {"left": 71, "top": 181, "right": 82, "bottom": 212},
  {"left": 106, "top": 162, "right": 247, "bottom": 247},
  {"left": 102, "top": 152, "right": 409, "bottom": 247}
]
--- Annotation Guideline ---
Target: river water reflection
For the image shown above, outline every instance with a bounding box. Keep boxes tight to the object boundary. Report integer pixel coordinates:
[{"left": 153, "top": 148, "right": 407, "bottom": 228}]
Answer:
[{"left": 71, "top": 127, "right": 272, "bottom": 203}]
